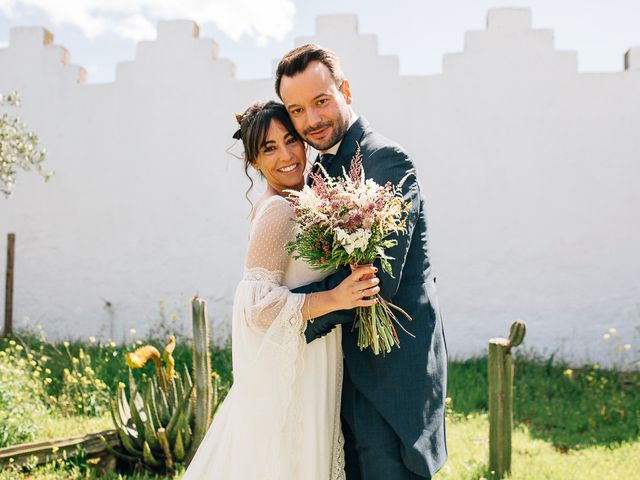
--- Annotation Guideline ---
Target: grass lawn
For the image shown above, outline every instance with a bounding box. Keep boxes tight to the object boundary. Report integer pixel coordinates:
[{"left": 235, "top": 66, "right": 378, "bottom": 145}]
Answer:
[
  {"left": 1, "top": 335, "right": 638, "bottom": 479},
  {"left": 36, "top": 416, "right": 113, "bottom": 444},
  {"left": 2, "top": 411, "right": 637, "bottom": 479},
  {"left": 436, "top": 412, "right": 640, "bottom": 479}
]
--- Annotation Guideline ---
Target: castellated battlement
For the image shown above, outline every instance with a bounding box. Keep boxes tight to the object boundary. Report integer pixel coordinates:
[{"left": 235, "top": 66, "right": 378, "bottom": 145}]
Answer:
[
  {"left": 3, "top": 26, "right": 86, "bottom": 84},
  {"left": 1, "top": 10, "right": 638, "bottom": 88}
]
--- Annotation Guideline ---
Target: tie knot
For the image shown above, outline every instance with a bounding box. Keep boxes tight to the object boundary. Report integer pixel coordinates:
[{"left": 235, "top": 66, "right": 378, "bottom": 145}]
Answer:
[{"left": 320, "top": 153, "right": 335, "bottom": 163}]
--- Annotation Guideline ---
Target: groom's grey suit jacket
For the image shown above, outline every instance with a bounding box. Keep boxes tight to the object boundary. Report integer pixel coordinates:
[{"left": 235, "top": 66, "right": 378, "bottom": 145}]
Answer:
[{"left": 291, "top": 117, "right": 449, "bottom": 477}]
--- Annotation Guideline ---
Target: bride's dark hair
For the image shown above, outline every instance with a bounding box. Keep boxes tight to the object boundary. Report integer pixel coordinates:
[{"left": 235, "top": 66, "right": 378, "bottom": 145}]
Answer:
[{"left": 233, "top": 100, "right": 302, "bottom": 204}]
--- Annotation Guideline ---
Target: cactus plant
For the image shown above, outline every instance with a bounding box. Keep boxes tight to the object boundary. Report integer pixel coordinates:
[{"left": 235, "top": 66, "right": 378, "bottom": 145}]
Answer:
[
  {"left": 186, "top": 296, "right": 214, "bottom": 464},
  {"left": 488, "top": 319, "right": 527, "bottom": 478},
  {"left": 100, "top": 296, "right": 218, "bottom": 473}
]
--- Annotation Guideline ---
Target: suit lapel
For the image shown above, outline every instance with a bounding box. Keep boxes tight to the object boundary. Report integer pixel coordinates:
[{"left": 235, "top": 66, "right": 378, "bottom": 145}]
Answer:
[
  {"left": 325, "top": 117, "right": 370, "bottom": 176},
  {"left": 306, "top": 116, "right": 369, "bottom": 184}
]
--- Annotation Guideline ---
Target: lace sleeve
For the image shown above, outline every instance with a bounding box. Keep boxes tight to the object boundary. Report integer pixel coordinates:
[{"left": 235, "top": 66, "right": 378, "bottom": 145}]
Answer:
[{"left": 242, "top": 196, "right": 305, "bottom": 330}]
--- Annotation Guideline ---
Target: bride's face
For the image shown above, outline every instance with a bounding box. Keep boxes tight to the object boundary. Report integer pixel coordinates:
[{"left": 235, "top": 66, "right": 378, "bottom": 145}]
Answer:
[{"left": 254, "top": 119, "right": 306, "bottom": 193}]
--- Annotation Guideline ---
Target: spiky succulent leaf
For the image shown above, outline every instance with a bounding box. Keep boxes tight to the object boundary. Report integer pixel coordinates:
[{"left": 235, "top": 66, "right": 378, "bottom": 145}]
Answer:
[{"left": 142, "top": 441, "right": 161, "bottom": 468}]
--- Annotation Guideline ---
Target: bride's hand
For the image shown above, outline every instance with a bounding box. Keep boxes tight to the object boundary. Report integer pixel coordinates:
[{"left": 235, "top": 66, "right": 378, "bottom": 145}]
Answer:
[{"left": 331, "top": 265, "right": 380, "bottom": 310}]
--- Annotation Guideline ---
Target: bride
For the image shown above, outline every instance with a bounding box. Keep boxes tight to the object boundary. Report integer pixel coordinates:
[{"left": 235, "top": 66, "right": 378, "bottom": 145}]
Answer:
[{"left": 183, "top": 100, "right": 380, "bottom": 479}]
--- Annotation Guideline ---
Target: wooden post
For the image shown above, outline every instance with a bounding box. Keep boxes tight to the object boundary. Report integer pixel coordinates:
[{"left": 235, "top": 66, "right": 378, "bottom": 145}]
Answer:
[
  {"left": 4, "top": 233, "right": 15, "bottom": 337},
  {"left": 488, "top": 319, "right": 526, "bottom": 478}
]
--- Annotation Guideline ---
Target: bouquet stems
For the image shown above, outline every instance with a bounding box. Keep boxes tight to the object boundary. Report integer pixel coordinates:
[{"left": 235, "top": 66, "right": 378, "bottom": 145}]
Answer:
[{"left": 354, "top": 296, "right": 407, "bottom": 355}]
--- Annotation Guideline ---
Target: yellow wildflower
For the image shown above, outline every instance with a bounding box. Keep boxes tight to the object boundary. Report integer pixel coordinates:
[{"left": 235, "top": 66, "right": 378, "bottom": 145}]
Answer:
[{"left": 125, "top": 345, "right": 161, "bottom": 369}]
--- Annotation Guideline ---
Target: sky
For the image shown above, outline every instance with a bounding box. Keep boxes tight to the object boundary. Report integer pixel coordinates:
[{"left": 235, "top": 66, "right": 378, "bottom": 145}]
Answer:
[{"left": 0, "top": 0, "right": 639, "bottom": 84}]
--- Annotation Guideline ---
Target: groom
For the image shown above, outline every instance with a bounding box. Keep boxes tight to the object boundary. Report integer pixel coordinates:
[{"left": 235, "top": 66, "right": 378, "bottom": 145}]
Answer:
[{"left": 276, "top": 45, "right": 448, "bottom": 479}]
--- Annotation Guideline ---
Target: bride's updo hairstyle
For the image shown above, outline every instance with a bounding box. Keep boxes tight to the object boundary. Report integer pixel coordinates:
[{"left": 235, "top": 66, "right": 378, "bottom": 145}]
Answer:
[{"left": 232, "top": 100, "right": 302, "bottom": 203}]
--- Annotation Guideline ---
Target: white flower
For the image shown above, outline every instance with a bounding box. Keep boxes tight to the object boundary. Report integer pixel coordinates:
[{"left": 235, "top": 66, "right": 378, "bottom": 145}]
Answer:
[
  {"left": 365, "top": 178, "right": 380, "bottom": 193},
  {"left": 335, "top": 227, "right": 355, "bottom": 255},
  {"left": 335, "top": 228, "right": 371, "bottom": 255},
  {"left": 297, "top": 185, "right": 323, "bottom": 213},
  {"left": 350, "top": 228, "right": 371, "bottom": 252}
]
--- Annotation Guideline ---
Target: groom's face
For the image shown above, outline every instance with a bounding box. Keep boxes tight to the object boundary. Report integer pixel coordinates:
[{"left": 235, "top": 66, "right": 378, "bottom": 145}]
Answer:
[{"left": 279, "top": 61, "right": 352, "bottom": 152}]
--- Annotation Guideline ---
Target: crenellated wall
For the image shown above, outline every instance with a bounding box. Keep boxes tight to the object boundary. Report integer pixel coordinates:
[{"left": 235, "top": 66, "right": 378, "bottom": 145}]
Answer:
[{"left": 1, "top": 9, "right": 639, "bottom": 366}]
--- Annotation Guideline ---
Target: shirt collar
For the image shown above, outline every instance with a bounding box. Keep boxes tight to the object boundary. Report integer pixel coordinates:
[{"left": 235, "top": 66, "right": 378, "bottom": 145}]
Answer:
[{"left": 321, "top": 111, "right": 359, "bottom": 156}]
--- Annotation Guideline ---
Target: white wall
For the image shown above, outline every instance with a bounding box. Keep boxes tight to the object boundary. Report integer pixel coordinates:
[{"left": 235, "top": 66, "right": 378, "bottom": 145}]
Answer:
[{"left": 1, "top": 9, "right": 639, "bottom": 366}]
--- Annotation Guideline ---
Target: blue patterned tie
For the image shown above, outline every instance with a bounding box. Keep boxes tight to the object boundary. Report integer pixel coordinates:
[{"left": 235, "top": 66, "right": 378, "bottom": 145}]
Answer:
[
  {"left": 315, "top": 153, "right": 334, "bottom": 173},
  {"left": 308, "top": 153, "right": 334, "bottom": 186}
]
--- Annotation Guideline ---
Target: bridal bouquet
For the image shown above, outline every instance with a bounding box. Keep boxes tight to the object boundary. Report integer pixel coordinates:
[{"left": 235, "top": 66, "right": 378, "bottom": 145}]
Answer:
[{"left": 285, "top": 145, "right": 414, "bottom": 355}]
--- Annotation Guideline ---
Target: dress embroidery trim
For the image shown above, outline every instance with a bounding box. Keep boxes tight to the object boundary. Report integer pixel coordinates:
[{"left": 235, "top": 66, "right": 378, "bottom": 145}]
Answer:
[
  {"left": 243, "top": 266, "right": 284, "bottom": 284},
  {"left": 330, "top": 326, "right": 346, "bottom": 480}
]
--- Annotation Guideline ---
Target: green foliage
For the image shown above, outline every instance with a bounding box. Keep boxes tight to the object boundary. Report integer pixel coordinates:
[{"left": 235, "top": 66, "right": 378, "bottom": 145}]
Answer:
[
  {"left": 0, "top": 339, "right": 49, "bottom": 448},
  {"left": 447, "top": 349, "right": 640, "bottom": 450},
  {"left": 0, "top": 91, "right": 53, "bottom": 198},
  {"left": 54, "top": 344, "right": 111, "bottom": 417},
  {"left": 514, "top": 353, "right": 639, "bottom": 450},
  {"left": 6, "top": 329, "right": 233, "bottom": 405},
  {"left": 0, "top": 447, "right": 186, "bottom": 480}
]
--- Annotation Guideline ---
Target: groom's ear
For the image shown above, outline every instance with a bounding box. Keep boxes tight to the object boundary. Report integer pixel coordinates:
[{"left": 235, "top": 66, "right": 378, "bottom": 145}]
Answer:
[{"left": 340, "top": 79, "right": 352, "bottom": 105}]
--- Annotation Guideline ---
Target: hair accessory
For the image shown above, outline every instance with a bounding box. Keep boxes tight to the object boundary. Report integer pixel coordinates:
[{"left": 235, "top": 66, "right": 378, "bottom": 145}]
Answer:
[{"left": 232, "top": 113, "right": 244, "bottom": 140}]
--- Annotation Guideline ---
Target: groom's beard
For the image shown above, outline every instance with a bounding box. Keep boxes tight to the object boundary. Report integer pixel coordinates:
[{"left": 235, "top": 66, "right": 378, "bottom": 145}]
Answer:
[{"left": 302, "top": 115, "right": 350, "bottom": 151}]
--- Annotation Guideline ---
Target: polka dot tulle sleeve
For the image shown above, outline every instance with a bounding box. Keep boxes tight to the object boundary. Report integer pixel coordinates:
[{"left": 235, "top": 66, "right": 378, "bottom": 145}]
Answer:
[{"left": 241, "top": 196, "right": 305, "bottom": 330}]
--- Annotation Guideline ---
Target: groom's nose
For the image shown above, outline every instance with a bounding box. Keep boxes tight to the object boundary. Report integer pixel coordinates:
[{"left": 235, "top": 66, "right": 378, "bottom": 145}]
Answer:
[{"left": 307, "top": 107, "right": 321, "bottom": 127}]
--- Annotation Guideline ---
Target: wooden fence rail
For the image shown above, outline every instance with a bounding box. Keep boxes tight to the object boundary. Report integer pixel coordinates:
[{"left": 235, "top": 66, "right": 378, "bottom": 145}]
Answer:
[{"left": 0, "top": 429, "right": 118, "bottom": 469}]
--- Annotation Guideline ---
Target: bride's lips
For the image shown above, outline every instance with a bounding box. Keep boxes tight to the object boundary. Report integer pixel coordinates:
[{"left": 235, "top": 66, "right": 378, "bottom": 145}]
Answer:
[{"left": 277, "top": 162, "right": 302, "bottom": 175}]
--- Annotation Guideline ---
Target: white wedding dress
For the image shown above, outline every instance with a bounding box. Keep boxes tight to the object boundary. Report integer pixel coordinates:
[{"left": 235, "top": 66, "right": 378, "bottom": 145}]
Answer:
[{"left": 183, "top": 194, "right": 345, "bottom": 480}]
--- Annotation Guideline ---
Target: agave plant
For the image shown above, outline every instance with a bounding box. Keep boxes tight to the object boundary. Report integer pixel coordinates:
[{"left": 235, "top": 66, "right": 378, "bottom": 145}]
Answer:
[{"left": 100, "top": 297, "right": 218, "bottom": 474}]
